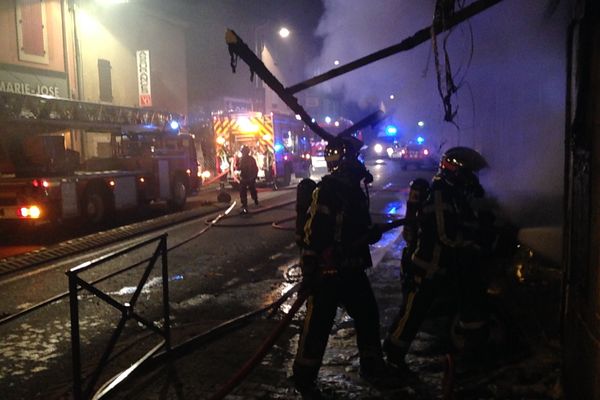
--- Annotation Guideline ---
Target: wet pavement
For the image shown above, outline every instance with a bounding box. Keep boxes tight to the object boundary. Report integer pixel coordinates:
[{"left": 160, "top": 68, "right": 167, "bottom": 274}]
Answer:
[{"left": 102, "top": 229, "right": 564, "bottom": 400}]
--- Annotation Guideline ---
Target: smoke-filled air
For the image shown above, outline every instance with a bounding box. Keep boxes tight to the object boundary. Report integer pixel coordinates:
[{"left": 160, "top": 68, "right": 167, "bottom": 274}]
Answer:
[{"left": 310, "top": 0, "right": 568, "bottom": 230}]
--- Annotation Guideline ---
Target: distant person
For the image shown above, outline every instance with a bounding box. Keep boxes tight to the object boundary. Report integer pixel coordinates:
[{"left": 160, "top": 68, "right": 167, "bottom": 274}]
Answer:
[
  {"left": 238, "top": 145, "right": 259, "bottom": 214},
  {"left": 384, "top": 146, "right": 494, "bottom": 370},
  {"left": 292, "top": 137, "right": 392, "bottom": 399}
]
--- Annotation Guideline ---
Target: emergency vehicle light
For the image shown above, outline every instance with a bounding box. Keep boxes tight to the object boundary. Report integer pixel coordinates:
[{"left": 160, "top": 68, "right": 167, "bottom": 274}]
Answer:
[
  {"left": 169, "top": 120, "right": 180, "bottom": 131},
  {"left": 17, "top": 205, "right": 41, "bottom": 219},
  {"left": 274, "top": 143, "right": 284, "bottom": 152},
  {"left": 237, "top": 116, "right": 259, "bottom": 133},
  {"left": 385, "top": 125, "right": 398, "bottom": 135}
]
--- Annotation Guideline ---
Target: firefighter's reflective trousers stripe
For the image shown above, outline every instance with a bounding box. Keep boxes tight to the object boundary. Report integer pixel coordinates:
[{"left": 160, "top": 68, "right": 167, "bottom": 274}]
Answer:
[
  {"left": 293, "top": 270, "right": 382, "bottom": 382},
  {"left": 387, "top": 260, "right": 489, "bottom": 353}
]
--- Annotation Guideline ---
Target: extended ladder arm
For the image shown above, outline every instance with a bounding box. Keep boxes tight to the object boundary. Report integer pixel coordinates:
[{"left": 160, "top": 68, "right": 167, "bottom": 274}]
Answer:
[
  {"left": 226, "top": 29, "right": 335, "bottom": 142},
  {"left": 225, "top": 0, "right": 504, "bottom": 141},
  {"left": 286, "top": 0, "right": 504, "bottom": 94},
  {"left": 0, "top": 92, "right": 184, "bottom": 133}
]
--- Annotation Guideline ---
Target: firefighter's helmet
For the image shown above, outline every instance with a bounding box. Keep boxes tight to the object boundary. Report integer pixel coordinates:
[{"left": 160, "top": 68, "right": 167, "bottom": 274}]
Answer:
[
  {"left": 324, "top": 136, "right": 363, "bottom": 171},
  {"left": 439, "top": 146, "right": 487, "bottom": 196},
  {"left": 325, "top": 136, "right": 372, "bottom": 182}
]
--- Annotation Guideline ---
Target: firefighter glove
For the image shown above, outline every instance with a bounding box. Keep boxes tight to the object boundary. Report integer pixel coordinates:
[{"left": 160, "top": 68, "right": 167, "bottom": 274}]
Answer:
[{"left": 366, "top": 224, "right": 384, "bottom": 244}]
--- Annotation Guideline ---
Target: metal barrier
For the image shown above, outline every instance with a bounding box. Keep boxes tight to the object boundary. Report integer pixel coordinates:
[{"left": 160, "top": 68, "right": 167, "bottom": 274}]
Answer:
[{"left": 66, "top": 234, "right": 171, "bottom": 400}]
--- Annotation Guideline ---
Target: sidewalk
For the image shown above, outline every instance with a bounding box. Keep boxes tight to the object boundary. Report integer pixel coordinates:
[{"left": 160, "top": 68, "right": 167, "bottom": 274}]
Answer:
[{"left": 102, "top": 232, "right": 563, "bottom": 400}]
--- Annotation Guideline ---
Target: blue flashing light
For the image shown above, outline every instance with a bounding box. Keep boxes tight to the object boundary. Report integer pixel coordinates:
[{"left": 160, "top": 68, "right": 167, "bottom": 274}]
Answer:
[
  {"left": 385, "top": 125, "right": 398, "bottom": 136},
  {"left": 274, "top": 143, "right": 284, "bottom": 152},
  {"left": 416, "top": 136, "right": 424, "bottom": 144},
  {"left": 169, "top": 120, "right": 180, "bottom": 131}
]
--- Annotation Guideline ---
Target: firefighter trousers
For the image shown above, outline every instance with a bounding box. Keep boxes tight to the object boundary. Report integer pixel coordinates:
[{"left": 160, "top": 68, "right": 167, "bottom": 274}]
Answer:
[
  {"left": 293, "top": 269, "right": 383, "bottom": 386},
  {"left": 385, "top": 259, "right": 489, "bottom": 362},
  {"left": 239, "top": 178, "right": 258, "bottom": 208}
]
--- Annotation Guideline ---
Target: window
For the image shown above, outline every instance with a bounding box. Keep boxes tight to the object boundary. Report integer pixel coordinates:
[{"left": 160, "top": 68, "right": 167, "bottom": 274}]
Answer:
[
  {"left": 98, "top": 59, "right": 113, "bottom": 102},
  {"left": 16, "top": 0, "right": 49, "bottom": 64}
]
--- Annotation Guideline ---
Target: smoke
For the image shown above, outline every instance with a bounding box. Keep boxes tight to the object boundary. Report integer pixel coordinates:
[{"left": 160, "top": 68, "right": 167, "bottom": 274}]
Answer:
[{"left": 311, "top": 0, "right": 569, "bottom": 228}]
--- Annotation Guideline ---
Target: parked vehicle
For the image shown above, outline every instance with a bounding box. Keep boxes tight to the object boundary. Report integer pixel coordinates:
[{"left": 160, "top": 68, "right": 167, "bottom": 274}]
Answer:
[{"left": 390, "top": 143, "right": 438, "bottom": 170}]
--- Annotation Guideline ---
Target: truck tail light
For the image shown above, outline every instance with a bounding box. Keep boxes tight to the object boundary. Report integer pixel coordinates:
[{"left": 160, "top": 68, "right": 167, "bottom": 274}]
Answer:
[
  {"left": 17, "top": 205, "right": 42, "bottom": 219},
  {"left": 32, "top": 179, "right": 50, "bottom": 188}
]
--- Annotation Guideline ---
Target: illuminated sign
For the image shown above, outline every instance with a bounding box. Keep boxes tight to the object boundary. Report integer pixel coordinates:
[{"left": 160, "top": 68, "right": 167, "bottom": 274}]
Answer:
[{"left": 136, "top": 50, "right": 152, "bottom": 107}]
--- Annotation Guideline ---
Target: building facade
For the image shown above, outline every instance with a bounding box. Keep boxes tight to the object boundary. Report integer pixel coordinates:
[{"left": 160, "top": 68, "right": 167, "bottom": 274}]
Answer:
[{"left": 0, "top": 0, "right": 188, "bottom": 156}]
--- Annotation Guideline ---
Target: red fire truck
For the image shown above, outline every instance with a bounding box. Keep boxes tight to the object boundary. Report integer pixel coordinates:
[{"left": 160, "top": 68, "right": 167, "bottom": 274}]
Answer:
[
  {"left": 212, "top": 111, "right": 311, "bottom": 187},
  {"left": 0, "top": 92, "right": 200, "bottom": 226}
]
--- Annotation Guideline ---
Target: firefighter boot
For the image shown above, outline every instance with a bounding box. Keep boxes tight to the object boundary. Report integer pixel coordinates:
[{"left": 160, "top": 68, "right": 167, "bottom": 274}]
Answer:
[
  {"left": 359, "top": 355, "right": 401, "bottom": 389},
  {"left": 292, "top": 364, "right": 323, "bottom": 400},
  {"left": 456, "top": 323, "right": 492, "bottom": 372},
  {"left": 383, "top": 339, "right": 412, "bottom": 375}
]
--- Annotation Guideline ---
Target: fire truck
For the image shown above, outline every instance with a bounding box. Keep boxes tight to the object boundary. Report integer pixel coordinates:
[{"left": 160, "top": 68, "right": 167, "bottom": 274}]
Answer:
[
  {"left": 0, "top": 92, "right": 200, "bottom": 226},
  {"left": 212, "top": 111, "right": 311, "bottom": 187}
]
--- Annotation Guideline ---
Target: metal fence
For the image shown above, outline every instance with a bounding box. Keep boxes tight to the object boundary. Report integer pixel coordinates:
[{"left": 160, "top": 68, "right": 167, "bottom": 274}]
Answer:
[{"left": 66, "top": 234, "right": 170, "bottom": 400}]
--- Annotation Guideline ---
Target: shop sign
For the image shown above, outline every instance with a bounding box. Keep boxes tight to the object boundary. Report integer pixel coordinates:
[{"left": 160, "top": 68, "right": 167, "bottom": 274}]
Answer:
[
  {"left": 136, "top": 50, "right": 152, "bottom": 107},
  {"left": 0, "top": 69, "right": 67, "bottom": 98}
]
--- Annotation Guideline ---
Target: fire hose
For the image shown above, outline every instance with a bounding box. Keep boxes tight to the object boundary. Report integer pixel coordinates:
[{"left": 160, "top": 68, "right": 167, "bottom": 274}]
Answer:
[
  {"left": 207, "top": 217, "right": 410, "bottom": 400},
  {"left": 207, "top": 288, "right": 310, "bottom": 400}
]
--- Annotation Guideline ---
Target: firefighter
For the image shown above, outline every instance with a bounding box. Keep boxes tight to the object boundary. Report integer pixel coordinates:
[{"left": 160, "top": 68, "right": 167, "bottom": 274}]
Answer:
[
  {"left": 383, "top": 146, "right": 492, "bottom": 370},
  {"left": 292, "top": 136, "right": 391, "bottom": 399},
  {"left": 399, "top": 178, "right": 430, "bottom": 296},
  {"left": 238, "top": 145, "right": 259, "bottom": 214}
]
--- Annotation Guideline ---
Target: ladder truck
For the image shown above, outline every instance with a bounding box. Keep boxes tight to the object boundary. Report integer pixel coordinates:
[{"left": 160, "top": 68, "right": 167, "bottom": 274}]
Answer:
[{"left": 0, "top": 92, "right": 200, "bottom": 227}]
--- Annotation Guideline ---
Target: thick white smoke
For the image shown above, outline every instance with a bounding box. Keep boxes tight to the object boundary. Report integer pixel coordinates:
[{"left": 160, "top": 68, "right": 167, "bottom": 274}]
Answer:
[{"left": 311, "top": 0, "right": 568, "bottom": 233}]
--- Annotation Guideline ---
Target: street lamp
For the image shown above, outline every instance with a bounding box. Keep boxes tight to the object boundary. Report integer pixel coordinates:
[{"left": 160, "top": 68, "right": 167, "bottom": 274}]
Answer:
[
  {"left": 253, "top": 23, "right": 290, "bottom": 113},
  {"left": 254, "top": 24, "right": 290, "bottom": 59},
  {"left": 278, "top": 27, "right": 290, "bottom": 38}
]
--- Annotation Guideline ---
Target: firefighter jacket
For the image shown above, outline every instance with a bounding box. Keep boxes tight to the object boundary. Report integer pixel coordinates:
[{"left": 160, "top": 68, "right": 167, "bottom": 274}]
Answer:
[
  {"left": 239, "top": 154, "right": 258, "bottom": 181},
  {"left": 301, "top": 170, "right": 373, "bottom": 272},
  {"left": 411, "top": 174, "right": 483, "bottom": 280}
]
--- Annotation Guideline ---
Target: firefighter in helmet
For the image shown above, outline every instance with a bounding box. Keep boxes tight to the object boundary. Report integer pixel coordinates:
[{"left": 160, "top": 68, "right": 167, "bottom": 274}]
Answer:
[
  {"left": 292, "top": 136, "right": 391, "bottom": 398},
  {"left": 384, "top": 146, "right": 493, "bottom": 370},
  {"left": 238, "top": 145, "right": 259, "bottom": 214}
]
